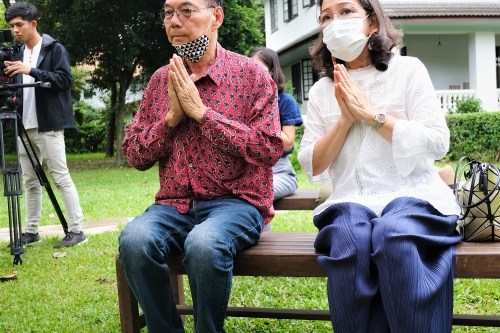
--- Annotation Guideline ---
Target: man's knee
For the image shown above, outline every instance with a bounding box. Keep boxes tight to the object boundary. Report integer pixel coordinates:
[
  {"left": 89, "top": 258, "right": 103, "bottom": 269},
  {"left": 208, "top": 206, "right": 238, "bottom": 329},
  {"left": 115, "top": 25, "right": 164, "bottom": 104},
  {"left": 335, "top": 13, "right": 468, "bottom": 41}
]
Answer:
[
  {"left": 183, "top": 231, "right": 230, "bottom": 273},
  {"left": 119, "top": 222, "right": 160, "bottom": 267}
]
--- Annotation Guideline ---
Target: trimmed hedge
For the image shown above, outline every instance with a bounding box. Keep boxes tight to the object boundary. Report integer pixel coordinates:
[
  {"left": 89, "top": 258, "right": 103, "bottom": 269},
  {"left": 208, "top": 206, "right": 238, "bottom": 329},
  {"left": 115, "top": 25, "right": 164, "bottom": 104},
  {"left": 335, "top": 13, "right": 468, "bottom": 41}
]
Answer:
[{"left": 446, "top": 111, "right": 500, "bottom": 163}]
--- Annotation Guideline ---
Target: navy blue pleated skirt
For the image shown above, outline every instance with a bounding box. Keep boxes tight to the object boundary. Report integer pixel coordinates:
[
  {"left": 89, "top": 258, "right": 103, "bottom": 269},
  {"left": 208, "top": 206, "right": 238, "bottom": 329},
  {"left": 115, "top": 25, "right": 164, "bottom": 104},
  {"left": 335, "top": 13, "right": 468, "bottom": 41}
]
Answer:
[{"left": 314, "top": 197, "right": 462, "bottom": 333}]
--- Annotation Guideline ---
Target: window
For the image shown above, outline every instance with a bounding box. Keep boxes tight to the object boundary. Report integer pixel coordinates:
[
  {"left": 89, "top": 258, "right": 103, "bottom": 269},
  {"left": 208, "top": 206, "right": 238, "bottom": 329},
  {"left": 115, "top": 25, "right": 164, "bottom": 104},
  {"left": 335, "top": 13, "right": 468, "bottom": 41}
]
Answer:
[
  {"left": 283, "top": 0, "right": 298, "bottom": 22},
  {"left": 301, "top": 59, "right": 317, "bottom": 101},
  {"left": 303, "top": 0, "right": 315, "bottom": 8},
  {"left": 291, "top": 63, "right": 302, "bottom": 103},
  {"left": 270, "top": 0, "right": 278, "bottom": 31}
]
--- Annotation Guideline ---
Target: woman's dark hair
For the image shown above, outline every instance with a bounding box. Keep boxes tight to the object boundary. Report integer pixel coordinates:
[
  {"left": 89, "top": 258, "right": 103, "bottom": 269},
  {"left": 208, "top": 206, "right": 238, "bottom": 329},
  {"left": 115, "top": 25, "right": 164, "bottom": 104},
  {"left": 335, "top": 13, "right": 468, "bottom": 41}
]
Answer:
[
  {"left": 310, "top": 0, "right": 403, "bottom": 80},
  {"left": 248, "top": 47, "right": 286, "bottom": 93},
  {"left": 5, "top": 2, "right": 38, "bottom": 23}
]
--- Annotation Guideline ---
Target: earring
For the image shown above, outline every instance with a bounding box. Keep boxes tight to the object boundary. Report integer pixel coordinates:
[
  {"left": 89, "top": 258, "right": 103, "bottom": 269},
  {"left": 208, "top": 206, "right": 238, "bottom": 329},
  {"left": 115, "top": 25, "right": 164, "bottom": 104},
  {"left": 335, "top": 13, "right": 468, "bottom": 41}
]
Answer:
[{"left": 368, "top": 43, "right": 373, "bottom": 50}]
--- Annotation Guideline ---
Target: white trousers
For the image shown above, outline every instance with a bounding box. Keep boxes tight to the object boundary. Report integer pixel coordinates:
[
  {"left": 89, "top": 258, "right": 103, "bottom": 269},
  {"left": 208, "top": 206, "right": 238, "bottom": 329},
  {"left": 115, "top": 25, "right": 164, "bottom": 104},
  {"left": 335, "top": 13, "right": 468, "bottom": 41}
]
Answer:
[{"left": 19, "top": 129, "right": 83, "bottom": 233}]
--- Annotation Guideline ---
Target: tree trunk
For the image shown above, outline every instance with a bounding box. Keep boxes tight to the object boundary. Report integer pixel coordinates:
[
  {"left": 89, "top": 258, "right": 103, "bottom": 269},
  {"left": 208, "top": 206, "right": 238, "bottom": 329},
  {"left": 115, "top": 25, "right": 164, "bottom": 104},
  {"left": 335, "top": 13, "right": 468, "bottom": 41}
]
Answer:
[
  {"left": 105, "top": 84, "right": 117, "bottom": 157},
  {"left": 115, "top": 72, "right": 133, "bottom": 168},
  {"left": 3, "top": 0, "right": 10, "bottom": 9}
]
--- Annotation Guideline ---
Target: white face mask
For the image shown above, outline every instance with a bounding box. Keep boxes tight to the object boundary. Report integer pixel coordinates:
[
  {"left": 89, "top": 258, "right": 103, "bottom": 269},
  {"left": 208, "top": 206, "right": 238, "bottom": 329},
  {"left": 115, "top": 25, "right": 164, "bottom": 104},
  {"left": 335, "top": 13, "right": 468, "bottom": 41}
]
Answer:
[{"left": 322, "top": 15, "right": 370, "bottom": 62}]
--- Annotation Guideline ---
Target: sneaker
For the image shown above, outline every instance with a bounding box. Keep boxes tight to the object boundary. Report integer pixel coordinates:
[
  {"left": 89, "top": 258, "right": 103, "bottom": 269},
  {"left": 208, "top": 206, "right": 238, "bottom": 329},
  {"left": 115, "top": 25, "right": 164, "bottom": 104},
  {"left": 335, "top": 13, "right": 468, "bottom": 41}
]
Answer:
[
  {"left": 22, "top": 232, "right": 41, "bottom": 244},
  {"left": 53, "top": 232, "right": 88, "bottom": 249},
  {"left": 6, "top": 232, "right": 41, "bottom": 248}
]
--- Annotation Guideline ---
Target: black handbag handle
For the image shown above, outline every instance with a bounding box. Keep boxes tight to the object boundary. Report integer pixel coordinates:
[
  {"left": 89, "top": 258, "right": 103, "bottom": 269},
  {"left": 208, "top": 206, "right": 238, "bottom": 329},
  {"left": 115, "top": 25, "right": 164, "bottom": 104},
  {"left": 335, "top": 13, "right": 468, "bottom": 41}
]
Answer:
[{"left": 454, "top": 156, "right": 500, "bottom": 209}]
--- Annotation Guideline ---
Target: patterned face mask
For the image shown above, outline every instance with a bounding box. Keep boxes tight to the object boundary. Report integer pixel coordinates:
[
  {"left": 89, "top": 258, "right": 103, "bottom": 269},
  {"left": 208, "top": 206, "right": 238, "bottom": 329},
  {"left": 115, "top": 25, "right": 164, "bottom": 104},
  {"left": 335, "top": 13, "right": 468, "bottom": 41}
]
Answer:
[{"left": 173, "top": 15, "right": 213, "bottom": 63}]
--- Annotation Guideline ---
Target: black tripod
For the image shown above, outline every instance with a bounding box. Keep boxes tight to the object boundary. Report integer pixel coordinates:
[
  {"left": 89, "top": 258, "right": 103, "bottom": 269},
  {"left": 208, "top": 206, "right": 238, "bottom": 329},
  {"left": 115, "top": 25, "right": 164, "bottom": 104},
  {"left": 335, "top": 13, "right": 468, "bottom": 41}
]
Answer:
[{"left": 0, "top": 81, "right": 68, "bottom": 265}]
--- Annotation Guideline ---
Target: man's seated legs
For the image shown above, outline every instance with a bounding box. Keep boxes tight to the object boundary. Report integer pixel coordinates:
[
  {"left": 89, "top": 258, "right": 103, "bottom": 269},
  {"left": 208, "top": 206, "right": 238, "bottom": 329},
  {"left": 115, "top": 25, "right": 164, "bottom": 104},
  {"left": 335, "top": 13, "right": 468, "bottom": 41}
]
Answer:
[
  {"left": 118, "top": 198, "right": 263, "bottom": 333},
  {"left": 118, "top": 203, "right": 188, "bottom": 333}
]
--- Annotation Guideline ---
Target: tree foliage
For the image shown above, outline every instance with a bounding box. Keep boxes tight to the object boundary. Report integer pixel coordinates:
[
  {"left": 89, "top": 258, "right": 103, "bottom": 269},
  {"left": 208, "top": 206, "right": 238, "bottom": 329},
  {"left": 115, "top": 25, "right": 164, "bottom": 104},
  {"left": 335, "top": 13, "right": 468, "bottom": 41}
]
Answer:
[{"left": 218, "top": 0, "right": 264, "bottom": 55}]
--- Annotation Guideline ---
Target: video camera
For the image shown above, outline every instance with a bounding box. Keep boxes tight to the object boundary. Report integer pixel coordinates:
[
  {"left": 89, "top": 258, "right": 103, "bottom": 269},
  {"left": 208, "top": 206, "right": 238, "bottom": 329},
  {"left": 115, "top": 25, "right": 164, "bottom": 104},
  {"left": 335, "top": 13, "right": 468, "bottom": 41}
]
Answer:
[
  {"left": 0, "top": 29, "right": 22, "bottom": 111},
  {"left": 0, "top": 29, "right": 20, "bottom": 68}
]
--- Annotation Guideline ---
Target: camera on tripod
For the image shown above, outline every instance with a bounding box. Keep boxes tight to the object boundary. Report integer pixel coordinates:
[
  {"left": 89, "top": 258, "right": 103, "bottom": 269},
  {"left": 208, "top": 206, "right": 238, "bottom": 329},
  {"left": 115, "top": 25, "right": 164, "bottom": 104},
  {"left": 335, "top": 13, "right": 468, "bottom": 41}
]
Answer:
[
  {"left": 0, "top": 28, "right": 22, "bottom": 111},
  {"left": 0, "top": 28, "right": 58, "bottom": 265}
]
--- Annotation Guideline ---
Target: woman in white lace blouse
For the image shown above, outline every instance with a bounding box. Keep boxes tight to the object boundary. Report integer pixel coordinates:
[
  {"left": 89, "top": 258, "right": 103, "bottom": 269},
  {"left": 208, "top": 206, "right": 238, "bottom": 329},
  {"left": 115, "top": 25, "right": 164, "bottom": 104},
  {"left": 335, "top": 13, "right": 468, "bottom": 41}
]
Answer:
[{"left": 297, "top": 0, "right": 462, "bottom": 332}]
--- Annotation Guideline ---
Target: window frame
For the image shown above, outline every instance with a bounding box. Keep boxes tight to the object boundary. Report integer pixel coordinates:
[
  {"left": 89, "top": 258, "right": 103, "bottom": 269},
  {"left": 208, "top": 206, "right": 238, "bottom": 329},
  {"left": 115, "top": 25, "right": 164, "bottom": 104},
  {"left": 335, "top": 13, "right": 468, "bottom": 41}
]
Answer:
[
  {"left": 303, "top": 0, "right": 315, "bottom": 8},
  {"left": 270, "top": 0, "right": 279, "bottom": 32},
  {"left": 283, "top": 0, "right": 298, "bottom": 22},
  {"left": 291, "top": 62, "right": 303, "bottom": 103},
  {"left": 301, "top": 58, "right": 317, "bottom": 101}
]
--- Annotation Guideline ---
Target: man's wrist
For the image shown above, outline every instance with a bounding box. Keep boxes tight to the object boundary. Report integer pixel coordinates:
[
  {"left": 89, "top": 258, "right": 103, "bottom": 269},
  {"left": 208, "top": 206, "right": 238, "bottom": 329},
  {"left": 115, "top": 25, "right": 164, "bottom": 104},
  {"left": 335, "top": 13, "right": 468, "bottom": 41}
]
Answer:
[
  {"left": 165, "top": 112, "right": 183, "bottom": 128},
  {"left": 192, "top": 107, "right": 207, "bottom": 123}
]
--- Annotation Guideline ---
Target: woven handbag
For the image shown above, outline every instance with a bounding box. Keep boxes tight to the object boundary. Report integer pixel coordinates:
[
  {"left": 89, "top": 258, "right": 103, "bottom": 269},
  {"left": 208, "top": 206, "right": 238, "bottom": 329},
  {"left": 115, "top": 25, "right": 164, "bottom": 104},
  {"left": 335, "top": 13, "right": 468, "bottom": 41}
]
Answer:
[{"left": 454, "top": 156, "right": 500, "bottom": 242}]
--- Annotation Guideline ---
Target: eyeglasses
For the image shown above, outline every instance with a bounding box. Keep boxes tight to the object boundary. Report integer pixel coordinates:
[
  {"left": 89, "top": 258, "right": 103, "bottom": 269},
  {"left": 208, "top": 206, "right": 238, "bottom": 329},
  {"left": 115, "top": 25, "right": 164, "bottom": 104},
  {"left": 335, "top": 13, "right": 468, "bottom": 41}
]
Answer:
[
  {"left": 318, "top": 5, "right": 367, "bottom": 25},
  {"left": 160, "top": 6, "right": 215, "bottom": 23}
]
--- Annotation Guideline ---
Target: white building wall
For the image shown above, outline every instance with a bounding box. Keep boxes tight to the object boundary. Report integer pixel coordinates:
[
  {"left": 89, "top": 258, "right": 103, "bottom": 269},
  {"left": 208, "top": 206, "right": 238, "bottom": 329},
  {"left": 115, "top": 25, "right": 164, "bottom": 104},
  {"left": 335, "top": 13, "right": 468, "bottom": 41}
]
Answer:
[
  {"left": 468, "top": 32, "right": 498, "bottom": 110},
  {"left": 402, "top": 34, "right": 469, "bottom": 90},
  {"left": 265, "top": 0, "right": 319, "bottom": 53}
]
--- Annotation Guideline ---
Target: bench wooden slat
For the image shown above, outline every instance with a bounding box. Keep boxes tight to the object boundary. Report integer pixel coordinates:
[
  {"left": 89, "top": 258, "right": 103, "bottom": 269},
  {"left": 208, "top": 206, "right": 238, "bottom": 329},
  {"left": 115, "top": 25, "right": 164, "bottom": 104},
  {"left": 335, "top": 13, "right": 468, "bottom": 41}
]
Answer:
[
  {"left": 273, "top": 189, "right": 318, "bottom": 210},
  {"left": 165, "top": 232, "right": 500, "bottom": 279}
]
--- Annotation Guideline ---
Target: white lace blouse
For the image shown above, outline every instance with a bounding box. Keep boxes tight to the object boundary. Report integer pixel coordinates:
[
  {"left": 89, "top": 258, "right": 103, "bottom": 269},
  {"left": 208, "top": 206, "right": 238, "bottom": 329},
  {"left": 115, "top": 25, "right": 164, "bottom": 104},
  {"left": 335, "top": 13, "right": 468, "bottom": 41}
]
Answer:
[{"left": 298, "top": 53, "right": 460, "bottom": 217}]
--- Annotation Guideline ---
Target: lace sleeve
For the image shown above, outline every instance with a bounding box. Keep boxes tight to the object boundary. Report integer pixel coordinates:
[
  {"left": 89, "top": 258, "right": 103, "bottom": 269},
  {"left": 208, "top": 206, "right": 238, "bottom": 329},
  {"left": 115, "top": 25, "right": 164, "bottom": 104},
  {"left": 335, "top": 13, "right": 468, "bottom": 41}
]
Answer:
[
  {"left": 392, "top": 57, "right": 450, "bottom": 177},
  {"left": 298, "top": 80, "right": 332, "bottom": 185}
]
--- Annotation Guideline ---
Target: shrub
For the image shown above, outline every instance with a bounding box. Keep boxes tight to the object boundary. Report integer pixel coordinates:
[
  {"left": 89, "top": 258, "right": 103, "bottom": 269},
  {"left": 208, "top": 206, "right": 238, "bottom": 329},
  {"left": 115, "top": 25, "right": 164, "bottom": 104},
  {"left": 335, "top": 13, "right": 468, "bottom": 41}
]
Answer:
[
  {"left": 446, "top": 111, "right": 500, "bottom": 162},
  {"left": 64, "top": 101, "right": 107, "bottom": 153},
  {"left": 452, "top": 96, "right": 483, "bottom": 114}
]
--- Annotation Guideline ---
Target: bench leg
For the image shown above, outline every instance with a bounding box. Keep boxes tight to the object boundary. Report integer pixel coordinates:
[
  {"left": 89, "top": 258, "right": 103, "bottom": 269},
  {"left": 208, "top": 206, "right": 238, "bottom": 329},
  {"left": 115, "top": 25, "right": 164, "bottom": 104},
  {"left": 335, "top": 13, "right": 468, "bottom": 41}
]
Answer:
[
  {"left": 116, "top": 253, "right": 142, "bottom": 333},
  {"left": 171, "top": 273, "right": 186, "bottom": 322}
]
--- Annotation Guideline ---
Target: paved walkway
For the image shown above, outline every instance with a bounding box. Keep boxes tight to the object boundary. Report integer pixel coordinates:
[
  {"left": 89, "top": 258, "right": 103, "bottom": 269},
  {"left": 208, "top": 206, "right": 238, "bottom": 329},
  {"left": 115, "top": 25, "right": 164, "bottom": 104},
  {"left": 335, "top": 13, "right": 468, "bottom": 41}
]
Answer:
[{"left": 0, "top": 217, "right": 133, "bottom": 243}]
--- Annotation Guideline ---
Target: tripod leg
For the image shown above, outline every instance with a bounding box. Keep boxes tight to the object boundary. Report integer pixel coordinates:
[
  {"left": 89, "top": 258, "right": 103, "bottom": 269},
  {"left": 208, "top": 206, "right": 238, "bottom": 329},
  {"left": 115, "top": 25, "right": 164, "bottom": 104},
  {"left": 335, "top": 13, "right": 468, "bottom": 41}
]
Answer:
[
  {"left": 17, "top": 120, "right": 68, "bottom": 234},
  {"left": 4, "top": 170, "right": 24, "bottom": 265},
  {"left": 0, "top": 114, "right": 24, "bottom": 265}
]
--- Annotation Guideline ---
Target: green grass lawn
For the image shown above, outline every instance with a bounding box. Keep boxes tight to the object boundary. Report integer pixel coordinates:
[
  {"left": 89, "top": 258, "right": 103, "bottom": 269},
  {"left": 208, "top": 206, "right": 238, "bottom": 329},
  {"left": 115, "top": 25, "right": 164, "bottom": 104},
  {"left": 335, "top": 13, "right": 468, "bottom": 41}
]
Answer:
[{"left": 0, "top": 154, "right": 498, "bottom": 332}]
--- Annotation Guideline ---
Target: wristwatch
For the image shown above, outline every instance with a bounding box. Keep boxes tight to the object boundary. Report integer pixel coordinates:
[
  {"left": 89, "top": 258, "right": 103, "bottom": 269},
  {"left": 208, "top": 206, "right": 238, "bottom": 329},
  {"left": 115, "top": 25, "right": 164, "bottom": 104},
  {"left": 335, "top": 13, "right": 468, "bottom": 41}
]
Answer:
[{"left": 373, "top": 112, "right": 387, "bottom": 129}]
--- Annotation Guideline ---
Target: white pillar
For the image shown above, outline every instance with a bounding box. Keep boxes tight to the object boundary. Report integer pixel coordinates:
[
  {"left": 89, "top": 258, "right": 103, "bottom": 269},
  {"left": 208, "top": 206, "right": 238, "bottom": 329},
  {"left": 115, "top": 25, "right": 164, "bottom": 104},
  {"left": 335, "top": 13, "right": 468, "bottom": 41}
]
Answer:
[{"left": 468, "top": 32, "right": 498, "bottom": 111}]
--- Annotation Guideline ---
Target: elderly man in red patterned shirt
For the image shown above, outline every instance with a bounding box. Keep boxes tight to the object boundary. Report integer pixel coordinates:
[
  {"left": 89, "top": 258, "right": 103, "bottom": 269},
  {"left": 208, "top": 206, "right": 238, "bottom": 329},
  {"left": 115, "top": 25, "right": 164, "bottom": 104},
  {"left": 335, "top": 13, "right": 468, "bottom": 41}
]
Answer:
[{"left": 117, "top": 0, "right": 283, "bottom": 331}]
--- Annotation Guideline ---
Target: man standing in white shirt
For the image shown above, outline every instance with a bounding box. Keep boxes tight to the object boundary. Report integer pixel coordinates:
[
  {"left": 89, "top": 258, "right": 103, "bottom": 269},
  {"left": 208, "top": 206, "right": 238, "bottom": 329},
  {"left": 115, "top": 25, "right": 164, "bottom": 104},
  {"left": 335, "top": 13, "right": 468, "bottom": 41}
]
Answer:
[{"left": 3, "top": 2, "right": 86, "bottom": 249}]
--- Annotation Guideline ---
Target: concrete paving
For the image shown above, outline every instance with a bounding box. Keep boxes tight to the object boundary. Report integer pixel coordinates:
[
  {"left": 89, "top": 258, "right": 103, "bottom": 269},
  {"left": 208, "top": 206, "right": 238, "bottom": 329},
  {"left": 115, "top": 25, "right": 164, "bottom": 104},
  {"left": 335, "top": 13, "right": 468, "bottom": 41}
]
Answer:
[{"left": 0, "top": 217, "right": 133, "bottom": 243}]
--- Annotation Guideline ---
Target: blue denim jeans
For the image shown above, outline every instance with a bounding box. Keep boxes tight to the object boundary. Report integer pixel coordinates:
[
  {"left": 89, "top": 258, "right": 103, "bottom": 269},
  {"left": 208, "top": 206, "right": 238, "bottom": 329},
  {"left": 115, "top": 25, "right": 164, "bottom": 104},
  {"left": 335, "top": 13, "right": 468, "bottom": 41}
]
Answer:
[{"left": 118, "top": 198, "right": 264, "bottom": 333}]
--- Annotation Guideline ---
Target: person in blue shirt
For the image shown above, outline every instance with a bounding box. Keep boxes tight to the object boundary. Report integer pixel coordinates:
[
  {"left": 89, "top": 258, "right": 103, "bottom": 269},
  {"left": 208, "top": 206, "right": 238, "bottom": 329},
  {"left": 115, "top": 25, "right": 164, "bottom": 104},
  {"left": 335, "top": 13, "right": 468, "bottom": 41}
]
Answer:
[{"left": 248, "top": 47, "right": 303, "bottom": 205}]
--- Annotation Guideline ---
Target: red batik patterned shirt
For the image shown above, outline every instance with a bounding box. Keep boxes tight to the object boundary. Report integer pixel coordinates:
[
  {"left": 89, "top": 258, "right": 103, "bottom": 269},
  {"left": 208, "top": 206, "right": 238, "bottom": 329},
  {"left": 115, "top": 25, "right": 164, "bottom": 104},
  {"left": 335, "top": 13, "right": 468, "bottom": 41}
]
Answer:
[{"left": 122, "top": 44, "right": 283, "bottom": 225}]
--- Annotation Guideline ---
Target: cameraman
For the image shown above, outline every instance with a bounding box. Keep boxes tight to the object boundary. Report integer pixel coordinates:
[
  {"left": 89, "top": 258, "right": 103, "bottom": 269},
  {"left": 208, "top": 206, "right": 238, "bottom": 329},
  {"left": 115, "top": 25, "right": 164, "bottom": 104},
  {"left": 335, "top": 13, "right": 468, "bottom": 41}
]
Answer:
[{"left": 3, "top": 2, "right": 86, "bottom": 248}]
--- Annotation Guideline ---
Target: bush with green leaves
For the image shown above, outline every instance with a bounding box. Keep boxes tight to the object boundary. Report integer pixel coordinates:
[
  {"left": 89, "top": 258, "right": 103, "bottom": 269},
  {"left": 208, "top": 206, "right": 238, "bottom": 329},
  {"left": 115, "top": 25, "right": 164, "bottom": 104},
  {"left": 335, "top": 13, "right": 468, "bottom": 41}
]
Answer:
[
  {"left": 451, "top": 96, "right": 484, "bottom": 114},
  {"left": 446, "top": 111, "right": 500, "bottom": 162},
  {"left": 64, "top": 101, "right": 107, "bottom": 153}
]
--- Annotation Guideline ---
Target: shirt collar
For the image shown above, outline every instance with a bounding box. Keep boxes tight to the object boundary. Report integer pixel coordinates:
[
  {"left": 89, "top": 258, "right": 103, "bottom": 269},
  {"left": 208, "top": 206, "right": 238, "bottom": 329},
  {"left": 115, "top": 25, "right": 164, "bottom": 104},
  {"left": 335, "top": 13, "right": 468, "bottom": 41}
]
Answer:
[
  {"left": 181, "top": 43, "right": 226, "bottom": 87},
  {"left": 204, "top": 43, "right": 227, "bottom": 88}
]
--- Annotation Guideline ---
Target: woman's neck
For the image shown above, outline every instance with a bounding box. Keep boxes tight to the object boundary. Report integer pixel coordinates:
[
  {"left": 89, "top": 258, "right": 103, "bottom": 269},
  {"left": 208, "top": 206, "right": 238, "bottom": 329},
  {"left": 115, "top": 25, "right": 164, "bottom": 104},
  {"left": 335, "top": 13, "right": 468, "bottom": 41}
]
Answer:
[{"left": 345, "top": 48, "right": 372, "bottom": 70}]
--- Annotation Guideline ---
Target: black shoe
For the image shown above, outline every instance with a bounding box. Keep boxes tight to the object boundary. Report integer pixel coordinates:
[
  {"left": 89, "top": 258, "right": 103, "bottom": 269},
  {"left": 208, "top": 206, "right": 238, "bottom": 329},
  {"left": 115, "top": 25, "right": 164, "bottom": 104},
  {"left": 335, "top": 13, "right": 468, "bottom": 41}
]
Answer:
[
  {"left": 53, "top": 232, "right": 88, "bottom": 249},
  {"left": 7, "top": 233, "right": 41, "bottom": 248},
  {"left": 22, "top": 232, "right": 41, "bottom": 244}
]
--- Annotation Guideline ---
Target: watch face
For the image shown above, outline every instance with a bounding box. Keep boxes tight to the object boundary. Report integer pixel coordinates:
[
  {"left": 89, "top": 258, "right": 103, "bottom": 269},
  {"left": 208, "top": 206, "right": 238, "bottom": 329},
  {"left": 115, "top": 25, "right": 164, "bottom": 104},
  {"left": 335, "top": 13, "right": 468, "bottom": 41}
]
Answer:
[{"left": 376, "top": 113, "right": 386, "bottom": 123}]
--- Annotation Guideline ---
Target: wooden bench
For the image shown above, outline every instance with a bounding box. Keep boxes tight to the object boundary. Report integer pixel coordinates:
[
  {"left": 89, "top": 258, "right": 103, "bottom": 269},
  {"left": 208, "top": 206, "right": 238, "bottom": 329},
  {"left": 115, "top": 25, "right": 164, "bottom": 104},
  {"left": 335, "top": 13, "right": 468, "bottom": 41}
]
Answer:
[{"left": 115, "top": 189, "right": 500, "bottom": 332}]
